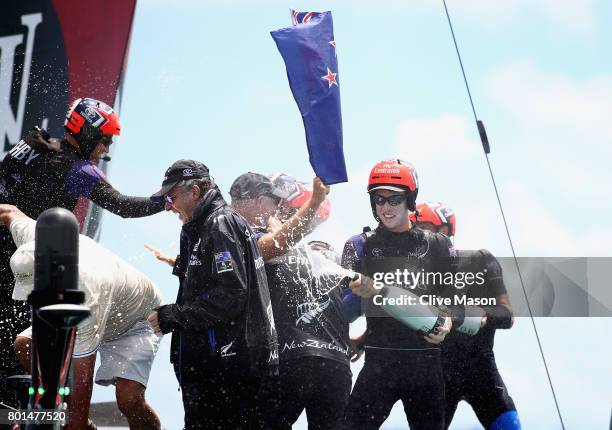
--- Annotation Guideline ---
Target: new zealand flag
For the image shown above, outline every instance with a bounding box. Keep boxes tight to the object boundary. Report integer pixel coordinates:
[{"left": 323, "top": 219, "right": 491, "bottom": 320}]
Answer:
[{"left": 271, "top": 11, "right": 348, "bottom": 185}]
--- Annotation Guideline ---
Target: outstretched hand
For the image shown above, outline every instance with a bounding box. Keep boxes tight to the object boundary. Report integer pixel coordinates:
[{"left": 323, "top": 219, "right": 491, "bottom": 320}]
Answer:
[
  {"left": 0, "top": 204, "right": 26, "bottom": 227},
  {"left": 144, "top": 244, "right": 176, "bottom": 267}
]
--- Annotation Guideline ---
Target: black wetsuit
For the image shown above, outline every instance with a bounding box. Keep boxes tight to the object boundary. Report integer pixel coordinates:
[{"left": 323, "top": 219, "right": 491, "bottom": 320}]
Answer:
[
  {"left": 0, "top": 130, "right": 162, "bottom": 408},
  {"left": 341, "top": 226, "right": 456, "bottom": 430},
  {"left": 263, "top": 243, "right": 351, "bottom": 430},
  {"left": 442, "top": 249, "right": 517, "bottom": 429}
]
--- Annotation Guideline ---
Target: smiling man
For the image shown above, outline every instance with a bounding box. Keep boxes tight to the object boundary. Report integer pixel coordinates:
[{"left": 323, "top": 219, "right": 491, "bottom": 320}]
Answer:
[
  {"left": 340, "top": 159, "right": 457, "bottom": 430},
  {"left": 147, "top": 160, "right": 278, "bottom": 429}
]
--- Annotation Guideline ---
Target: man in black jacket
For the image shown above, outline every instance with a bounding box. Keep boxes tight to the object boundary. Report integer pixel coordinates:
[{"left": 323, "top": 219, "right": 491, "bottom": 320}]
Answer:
[
  {"left": 147, "top": 160, "right": 278, "bottom": 430},
  {"left": 0, "top": 98, "right": 163, "bottom": 409}
]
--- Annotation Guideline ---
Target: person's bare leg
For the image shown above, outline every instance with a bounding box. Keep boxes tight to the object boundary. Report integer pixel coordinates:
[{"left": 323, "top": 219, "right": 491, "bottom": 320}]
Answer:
[
  {"left": 115, "top": 378, "right": 160, "bottom": 430},
  {"left": 65, "top": 355, "right": 96, "bottom": 430},
  {"left": 13, "top": 336, "right": 31, "bottom": 372},
  {"left": 13, "top": 338, "right": 96, "bottom": 428}
]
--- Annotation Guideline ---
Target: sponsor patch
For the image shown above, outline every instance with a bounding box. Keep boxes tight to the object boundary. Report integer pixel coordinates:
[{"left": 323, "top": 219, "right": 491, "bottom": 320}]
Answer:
[{"left": 214, "top": 251, "right": 234, "bottom": 273}]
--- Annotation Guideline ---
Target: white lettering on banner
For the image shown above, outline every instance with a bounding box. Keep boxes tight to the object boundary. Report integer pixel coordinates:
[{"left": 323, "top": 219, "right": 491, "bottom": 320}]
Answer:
[
  {"left": 8, "top": 140, "right": 39, "bottom": 165},
  {"left": 0, "top": 13, "right": 43, "bottom": 150}
]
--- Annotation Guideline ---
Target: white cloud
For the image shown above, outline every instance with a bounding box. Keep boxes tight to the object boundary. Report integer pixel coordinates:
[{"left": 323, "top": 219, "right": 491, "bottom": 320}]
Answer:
[
  {"left": 486, "top": 62, "right": 612, "bottom": 143},
  {"left": 541, "top": 0, "right": 596, "bottom": 39},
  {"left": 445, "top": 0, "right": 596, "bottom": 38},
  {"left": 395, "top": 115, "right": 476, "bottom": 161},
  {"left": 484, "top": 61, "right": 612, "bottom": 219}
]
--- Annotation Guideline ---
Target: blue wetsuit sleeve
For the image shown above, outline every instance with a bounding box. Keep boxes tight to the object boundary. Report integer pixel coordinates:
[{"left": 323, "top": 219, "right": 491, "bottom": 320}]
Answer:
[
  {"left": 340, "top": 235, "right": 365, "bottom": 322},
  {"left": 342, "top": 288, "right": 362, "bottom": 322}
]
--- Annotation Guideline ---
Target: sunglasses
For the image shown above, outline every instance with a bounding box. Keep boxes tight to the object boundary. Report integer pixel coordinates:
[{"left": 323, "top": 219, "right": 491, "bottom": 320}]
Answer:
[
  {"left": 165, "top": 188, "right": 181, "bottom": 206},
  {"left": 99, "top": 134, "right": 113, "bottom": 147},
  {"left": 371, "top": 193, "right": 407, "bottom": 207}
]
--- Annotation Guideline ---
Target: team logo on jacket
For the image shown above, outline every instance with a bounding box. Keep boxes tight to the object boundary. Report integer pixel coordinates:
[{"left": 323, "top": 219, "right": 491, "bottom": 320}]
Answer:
[
  {"left": 214, "top": 251, "right": 234, "bottom": 273},
  {"left": 220, "top": 341, "right": 236, "bottom": 358},
  {"left": 295, "top": 298, "right": 331, "bottom": 325}
]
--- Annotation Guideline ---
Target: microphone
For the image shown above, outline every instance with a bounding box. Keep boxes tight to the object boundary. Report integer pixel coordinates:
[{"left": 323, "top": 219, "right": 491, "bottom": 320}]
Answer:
[{"left": 101, "top": 156, "right": 111, "bottom": 162}]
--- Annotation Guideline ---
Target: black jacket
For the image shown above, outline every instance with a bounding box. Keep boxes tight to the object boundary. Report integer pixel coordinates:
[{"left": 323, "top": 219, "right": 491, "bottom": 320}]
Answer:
[
  {"left": 0, "top": 130, "right": 163, "bottom": 287},
  {"left": 158, "top": 189, "right": 278, "bottom": 381}
]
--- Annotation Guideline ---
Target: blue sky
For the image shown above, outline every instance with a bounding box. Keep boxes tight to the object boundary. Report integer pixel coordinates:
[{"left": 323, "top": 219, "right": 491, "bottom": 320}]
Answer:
[{"left": 92, "top": 1, "right": 612, "bottom": 428}]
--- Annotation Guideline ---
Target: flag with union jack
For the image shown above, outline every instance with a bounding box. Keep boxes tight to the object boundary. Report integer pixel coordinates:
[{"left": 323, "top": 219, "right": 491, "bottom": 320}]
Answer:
[
  {"left": 290, "top": 9, "right": 321, "bottom": 25},
  {"left": 271, "top": 11, "right": 347, "bottom": 185}
]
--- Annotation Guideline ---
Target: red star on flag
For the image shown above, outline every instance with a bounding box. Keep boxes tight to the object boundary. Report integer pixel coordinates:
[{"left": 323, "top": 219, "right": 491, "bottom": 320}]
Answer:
[{"left": 321, "top": 67, "right": 338, "bottom": 88}]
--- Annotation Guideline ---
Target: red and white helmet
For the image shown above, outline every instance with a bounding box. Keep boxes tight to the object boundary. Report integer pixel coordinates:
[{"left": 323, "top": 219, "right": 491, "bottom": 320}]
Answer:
[
  {"left": 410, "top": 202, "right": 456, "bottom": 237},
  {"left": 64, "top": 98, "right": 120, "bottom": 158},
  {"left": 367, "top": 159, "right": 418, "bottom": 212},
  {"left": 269, "top": 173, "right": 330, "bottom": 225}
]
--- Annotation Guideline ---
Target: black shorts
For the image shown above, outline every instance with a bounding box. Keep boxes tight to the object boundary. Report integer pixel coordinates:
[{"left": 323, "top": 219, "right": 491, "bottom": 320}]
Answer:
[
  {"left": 344, "top": 347, "right": 446, "bottom": 430},
  {"left": 276, "top": 356, "right": 351, "bottom": 430},
  {"left": 442, "top": 350, "right": 516, "bottom": 429}
]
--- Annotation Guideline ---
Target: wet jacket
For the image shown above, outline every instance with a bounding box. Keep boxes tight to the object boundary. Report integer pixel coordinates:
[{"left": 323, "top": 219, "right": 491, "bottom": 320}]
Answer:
[
  {"left": 158, "top": 189, "right": 278, "bottom": 381},
  {"left": 264, "top": 245, "right": 350, "bottom": 367},
  {"left": 0, "top": 129, "right": 163, "bottom": 287}
]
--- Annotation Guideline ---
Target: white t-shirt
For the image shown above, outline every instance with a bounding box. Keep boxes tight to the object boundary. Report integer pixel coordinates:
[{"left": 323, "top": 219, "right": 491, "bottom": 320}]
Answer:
[{"left": 9, "top": 217, "right": 162, "bottom": 356}]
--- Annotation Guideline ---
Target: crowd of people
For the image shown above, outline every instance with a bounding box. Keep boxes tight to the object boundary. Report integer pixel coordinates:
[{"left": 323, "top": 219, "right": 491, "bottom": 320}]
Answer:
[{"left": 0, "top": 98, "right": 521, "bottom": 429}]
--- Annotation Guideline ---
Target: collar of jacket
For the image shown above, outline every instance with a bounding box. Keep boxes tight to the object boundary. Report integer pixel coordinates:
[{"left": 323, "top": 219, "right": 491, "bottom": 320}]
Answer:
[
  {"left": 60, "top": 139, "right": 84, "bottom": 158},
  {"left": 374, "top": 223, "right": 424, "bottom": 242},
  {"left": 184, "top": 187, "right": 226, "bottom": 231}
]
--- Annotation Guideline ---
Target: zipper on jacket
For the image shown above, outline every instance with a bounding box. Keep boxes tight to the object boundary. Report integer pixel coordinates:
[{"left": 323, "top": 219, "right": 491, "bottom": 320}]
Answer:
[
  {"left": 178, "top": 333, "right": 184, "bottom": 386},
  {"left": 208, "top": 327, "right": 217, "bottom": 356}
]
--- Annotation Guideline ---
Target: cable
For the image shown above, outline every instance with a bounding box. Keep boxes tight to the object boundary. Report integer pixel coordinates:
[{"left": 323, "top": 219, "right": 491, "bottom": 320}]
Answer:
[{"left": 441, "top": 1, "right": 566, "bottom": 429}]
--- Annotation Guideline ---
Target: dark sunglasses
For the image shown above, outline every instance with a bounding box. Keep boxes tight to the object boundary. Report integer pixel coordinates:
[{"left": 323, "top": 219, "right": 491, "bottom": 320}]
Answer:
[
  {"left": 99, "top": 134, "right": 113, "bottom": 147},
  {"left": 371, "top": 193, "right": 407, "bottom": 207}
]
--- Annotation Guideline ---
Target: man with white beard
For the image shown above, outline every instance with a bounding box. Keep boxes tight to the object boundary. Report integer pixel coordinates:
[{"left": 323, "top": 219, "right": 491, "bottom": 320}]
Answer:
[{"left": 0, "top": 204, "right": 162, "bottom": 430}]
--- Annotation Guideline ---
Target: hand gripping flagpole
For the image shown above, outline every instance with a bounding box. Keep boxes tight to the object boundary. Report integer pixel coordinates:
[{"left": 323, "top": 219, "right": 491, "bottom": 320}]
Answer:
[{"left": 441, "top": 1, "right": 566, "bottom": 428}]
